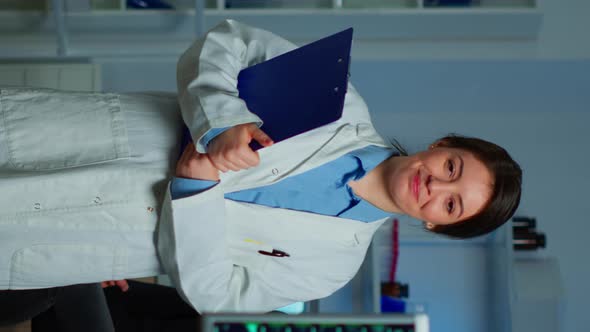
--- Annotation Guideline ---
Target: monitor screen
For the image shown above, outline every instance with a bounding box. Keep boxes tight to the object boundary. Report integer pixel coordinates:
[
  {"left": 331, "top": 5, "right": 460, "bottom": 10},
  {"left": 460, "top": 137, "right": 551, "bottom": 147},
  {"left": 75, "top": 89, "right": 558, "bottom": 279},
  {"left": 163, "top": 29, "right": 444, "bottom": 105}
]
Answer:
[{"left": 202, "top": 314, "right": 429, "bottom": 332}]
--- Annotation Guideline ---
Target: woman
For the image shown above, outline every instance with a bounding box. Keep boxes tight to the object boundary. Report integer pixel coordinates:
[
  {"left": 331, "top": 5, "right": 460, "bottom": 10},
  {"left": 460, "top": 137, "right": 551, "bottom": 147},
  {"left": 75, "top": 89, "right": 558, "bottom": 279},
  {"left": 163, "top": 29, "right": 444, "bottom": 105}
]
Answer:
[{"left": 0, "top": 20, "right": 521, "bottom": 313}]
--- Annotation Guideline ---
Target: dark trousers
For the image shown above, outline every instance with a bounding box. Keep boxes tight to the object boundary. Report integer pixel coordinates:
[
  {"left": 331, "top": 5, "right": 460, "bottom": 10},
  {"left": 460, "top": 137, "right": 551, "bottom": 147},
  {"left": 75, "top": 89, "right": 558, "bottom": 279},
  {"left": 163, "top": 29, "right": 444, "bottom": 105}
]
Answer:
[
  {"left": 104, "top": 280, "right": 200, "bottom": 332},
  {"left": 0, "top": 281, "right": 199, "bottom": 332},
  {"left": 0, "top": 283, "right": 115, "bottom": 332}
]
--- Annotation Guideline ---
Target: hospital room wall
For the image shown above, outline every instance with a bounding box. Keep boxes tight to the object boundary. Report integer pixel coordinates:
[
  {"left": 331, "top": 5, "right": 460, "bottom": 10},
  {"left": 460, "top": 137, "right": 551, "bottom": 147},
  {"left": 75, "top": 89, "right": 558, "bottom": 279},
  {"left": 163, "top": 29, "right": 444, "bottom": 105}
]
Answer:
[{"left": 101, "top": 58, "right": 590, "bottom": 332}]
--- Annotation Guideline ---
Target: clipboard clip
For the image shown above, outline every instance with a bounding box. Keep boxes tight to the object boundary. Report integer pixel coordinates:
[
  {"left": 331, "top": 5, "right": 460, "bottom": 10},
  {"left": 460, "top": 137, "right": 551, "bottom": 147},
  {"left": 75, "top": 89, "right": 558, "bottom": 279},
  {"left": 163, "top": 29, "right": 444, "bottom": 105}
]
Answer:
[
  {"left": 337, "top": 55, "right": 352, "bottom": 84},
  {"left": 258, "top": 249, "right": 290, "bottom": 258},
  {"left": 347, "top": 55, "right": 352, "bottom": 81}
]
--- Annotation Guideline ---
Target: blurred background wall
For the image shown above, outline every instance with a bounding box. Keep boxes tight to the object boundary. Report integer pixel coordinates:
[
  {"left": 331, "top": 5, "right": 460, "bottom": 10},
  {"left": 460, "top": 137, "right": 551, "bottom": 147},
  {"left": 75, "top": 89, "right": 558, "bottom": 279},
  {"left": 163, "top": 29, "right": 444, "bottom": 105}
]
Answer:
[{"left": 1, "top": 1, "right": 589, "bottom": 331}]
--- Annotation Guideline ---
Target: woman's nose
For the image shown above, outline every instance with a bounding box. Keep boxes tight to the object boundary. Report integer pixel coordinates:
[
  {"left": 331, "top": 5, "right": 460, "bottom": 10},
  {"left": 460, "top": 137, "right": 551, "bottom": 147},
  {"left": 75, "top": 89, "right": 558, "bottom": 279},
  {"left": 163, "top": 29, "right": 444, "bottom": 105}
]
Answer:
[{"left": 427, "top": 176, "right": 456, "bottom": 195}]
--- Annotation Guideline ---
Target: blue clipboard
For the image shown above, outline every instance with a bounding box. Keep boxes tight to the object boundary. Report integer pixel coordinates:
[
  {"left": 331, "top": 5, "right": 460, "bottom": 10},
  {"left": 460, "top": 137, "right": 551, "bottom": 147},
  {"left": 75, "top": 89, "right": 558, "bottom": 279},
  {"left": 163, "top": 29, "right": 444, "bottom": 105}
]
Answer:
[
  {"left": 180, "top": 27, "right": 353, "bottom": 154},
  {"left": 239, "top": 28, "right": 353, "bottom": 150}
]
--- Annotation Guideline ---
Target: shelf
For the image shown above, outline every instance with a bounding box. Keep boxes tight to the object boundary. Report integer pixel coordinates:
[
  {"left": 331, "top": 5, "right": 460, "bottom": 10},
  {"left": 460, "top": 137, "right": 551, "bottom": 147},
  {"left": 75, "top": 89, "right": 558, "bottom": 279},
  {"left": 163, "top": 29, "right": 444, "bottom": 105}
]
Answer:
[
  {"left": 0, "top": 6, "right": 543, "bottom": 60},
  {"left": 0, "top": 0, "right": 542, "bottom": 60},
  {"left": 0, "top": 0, "right": 540, "bottom": 12},
  {"left": 80, "top": 0, "right": 538, "bottom": 11}
]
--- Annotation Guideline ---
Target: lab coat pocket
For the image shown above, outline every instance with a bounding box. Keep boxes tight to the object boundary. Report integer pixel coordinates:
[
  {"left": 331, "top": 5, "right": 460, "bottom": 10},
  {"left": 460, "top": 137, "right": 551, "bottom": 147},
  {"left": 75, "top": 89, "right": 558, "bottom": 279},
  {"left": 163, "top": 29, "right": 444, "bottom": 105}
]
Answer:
[
  {"left": 10, "top": 244, "right": 127, "bottom": 288},
  {"left": 228, "top": 238, "right": 272, "bottom": 271},
  {"left": 0, "top": 88, "right": 129, "bottom": 171}
]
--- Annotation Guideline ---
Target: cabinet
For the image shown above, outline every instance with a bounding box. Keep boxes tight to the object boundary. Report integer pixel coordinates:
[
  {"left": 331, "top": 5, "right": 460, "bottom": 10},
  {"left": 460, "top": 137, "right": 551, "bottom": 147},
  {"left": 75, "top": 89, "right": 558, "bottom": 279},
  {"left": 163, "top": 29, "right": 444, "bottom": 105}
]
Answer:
[
  {"left": 359, "top": 220, "right": 564, "bottom": 332},
  {"left": 488, "top": 222, "right": 564, "bottom": 332}
]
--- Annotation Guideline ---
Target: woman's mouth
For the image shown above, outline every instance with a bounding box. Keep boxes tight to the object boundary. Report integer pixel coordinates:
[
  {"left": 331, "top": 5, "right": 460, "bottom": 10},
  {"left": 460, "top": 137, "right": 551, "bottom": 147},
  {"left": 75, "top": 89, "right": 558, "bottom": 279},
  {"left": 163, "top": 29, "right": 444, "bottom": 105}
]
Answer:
[{"left": 412, "top": 170, "right": 420, "bottom": 203}]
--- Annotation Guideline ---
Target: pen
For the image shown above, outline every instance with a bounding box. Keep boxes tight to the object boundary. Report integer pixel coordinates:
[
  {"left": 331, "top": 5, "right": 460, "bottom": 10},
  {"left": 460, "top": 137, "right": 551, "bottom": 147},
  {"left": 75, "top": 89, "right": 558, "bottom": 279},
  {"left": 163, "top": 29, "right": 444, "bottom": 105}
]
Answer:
[
  {"left": 245, "top": 239, "right": 290, "bottom": 257},
  {"left": 258, "top": 249, "right": 290, "bottom": 258}
]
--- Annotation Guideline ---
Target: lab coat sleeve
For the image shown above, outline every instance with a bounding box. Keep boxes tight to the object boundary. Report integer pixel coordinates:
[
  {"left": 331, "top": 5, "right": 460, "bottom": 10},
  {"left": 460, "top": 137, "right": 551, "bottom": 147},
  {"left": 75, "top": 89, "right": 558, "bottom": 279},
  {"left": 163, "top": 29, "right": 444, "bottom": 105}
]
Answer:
[
  {"left": 198, "top": 126, "right": 230, "bottom": 152},
  {"left": 177, "top": 19, "right": 375, "bottom": 153},
  {"left": 169, "top": 177, "right": 218, "bottom": 200},
  {"left": 177, "top": 19, "right": 298, "bottom": 153},
  {"left": 157, "top": 185, "right": 349, "bottom": 313}
]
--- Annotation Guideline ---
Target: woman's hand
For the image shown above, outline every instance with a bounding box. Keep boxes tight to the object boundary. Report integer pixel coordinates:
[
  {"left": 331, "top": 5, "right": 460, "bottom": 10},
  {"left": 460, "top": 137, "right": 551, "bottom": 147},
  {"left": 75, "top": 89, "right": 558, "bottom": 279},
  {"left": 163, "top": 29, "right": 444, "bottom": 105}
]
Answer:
[
  {"left": 207, "top": 123, "right": 273, "bottom": 172},
  {"left": 176, "top": 142, "right": 220, "bottom": 181},
  {"left": 101, "top": 279, "right": 129, "bottom": 292}
]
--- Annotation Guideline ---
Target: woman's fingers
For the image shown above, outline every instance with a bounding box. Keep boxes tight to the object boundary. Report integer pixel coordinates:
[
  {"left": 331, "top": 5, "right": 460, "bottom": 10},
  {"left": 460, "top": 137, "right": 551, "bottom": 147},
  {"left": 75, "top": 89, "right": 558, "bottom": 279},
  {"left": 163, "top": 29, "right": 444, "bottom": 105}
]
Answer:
[
  {"left": 237, "top": 147, "right": 260, "bottom": 168},
  {"left": 207, "top": 123, "right": 272, "bottom": 173},
  {"left": 176, "top": 142, "right": 220, "bottom": 181},
  {"left": 101, "top": 279, "right": 129, "bottom": 292},
  {"left": 250, "top": 126, "right": 274, "bottom": 148},
  {"left": 211, "top": 150, "right": 255, "bottom": 172},
  {"left": 114, "top": 280, "right": 130, "bottom": 292}
]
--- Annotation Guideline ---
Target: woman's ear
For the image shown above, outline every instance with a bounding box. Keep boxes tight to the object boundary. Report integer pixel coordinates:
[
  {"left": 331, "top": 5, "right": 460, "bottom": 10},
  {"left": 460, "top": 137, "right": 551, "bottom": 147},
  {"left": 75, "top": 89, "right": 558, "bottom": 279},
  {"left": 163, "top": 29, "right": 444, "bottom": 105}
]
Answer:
[
  {"left": 429, "top": 138, "right": 449, "bottom": 150},
  {"left": 425, "top": 222, "right": 436, "bottom": 230}
]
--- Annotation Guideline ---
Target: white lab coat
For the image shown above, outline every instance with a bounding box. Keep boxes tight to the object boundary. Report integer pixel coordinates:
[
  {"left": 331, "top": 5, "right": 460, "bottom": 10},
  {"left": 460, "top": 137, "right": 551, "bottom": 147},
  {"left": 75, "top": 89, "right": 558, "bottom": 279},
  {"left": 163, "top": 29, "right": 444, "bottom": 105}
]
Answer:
[
  {"left": 0, "top": 19, "right": 392, "bottom": 313},
  {"left": 157, "top": 20, "right": 393, "bottom": 313}
]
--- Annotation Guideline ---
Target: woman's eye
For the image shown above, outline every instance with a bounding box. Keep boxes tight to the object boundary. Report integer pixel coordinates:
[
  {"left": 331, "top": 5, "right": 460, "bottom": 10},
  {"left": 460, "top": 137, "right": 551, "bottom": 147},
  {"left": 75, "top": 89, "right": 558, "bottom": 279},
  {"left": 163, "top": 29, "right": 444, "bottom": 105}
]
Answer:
[
  {"left": 446, "top": 199, "right": 455, "bottom": 214},
  {"left": 447, "top": 160, "right": 455, "bottom": 178}
]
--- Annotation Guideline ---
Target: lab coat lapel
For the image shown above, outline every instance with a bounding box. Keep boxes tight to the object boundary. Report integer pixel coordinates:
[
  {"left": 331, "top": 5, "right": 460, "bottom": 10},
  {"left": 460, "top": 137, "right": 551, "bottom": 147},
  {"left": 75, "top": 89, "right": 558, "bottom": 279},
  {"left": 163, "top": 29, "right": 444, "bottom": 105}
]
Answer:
[{"left": 219, "top": 122, "right": 388, "bottom": 192}]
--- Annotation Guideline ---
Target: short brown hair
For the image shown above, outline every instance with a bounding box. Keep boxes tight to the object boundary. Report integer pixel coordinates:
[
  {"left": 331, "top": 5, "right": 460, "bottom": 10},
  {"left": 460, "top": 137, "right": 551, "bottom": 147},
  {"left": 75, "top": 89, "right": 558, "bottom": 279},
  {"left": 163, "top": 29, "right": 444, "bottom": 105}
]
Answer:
[{"left": 427, "top": 135, "right": 522, "bottom": 239}]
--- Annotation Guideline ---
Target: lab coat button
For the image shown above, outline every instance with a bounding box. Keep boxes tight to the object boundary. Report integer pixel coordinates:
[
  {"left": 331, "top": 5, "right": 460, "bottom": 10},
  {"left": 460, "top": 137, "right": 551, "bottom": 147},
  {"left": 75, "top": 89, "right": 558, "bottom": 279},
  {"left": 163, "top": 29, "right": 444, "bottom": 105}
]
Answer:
[
  {"left": 34, "top": 203, "right": 41, "bottom": 210},
  {"left": 271, "top": 168, "right": 279, "bottom": 175},
  {"left": 147, "top": 207, "right": 154, "bottom": 213},
  {"left": 93, "top": 196, "right": 101, "bottom": 204}
]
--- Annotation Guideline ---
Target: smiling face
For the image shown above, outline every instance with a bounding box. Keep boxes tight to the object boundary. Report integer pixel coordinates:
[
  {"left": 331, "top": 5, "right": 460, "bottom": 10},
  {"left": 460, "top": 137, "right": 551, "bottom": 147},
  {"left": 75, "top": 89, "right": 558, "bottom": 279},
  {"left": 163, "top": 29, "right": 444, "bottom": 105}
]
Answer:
[{"left": 383, "top": 146, "right": 494, "bottom": 226}]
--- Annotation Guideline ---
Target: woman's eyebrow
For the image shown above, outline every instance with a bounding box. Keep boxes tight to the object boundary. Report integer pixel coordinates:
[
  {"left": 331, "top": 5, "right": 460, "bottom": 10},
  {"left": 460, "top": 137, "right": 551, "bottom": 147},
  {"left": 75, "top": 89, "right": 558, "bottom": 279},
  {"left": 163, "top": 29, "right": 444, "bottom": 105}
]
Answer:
[
  {"left": 456, "top": 156, "right": 465, "bottom": 219},
  {"left": 457, "top": 195, "right": 464, "bottom": 220}
]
